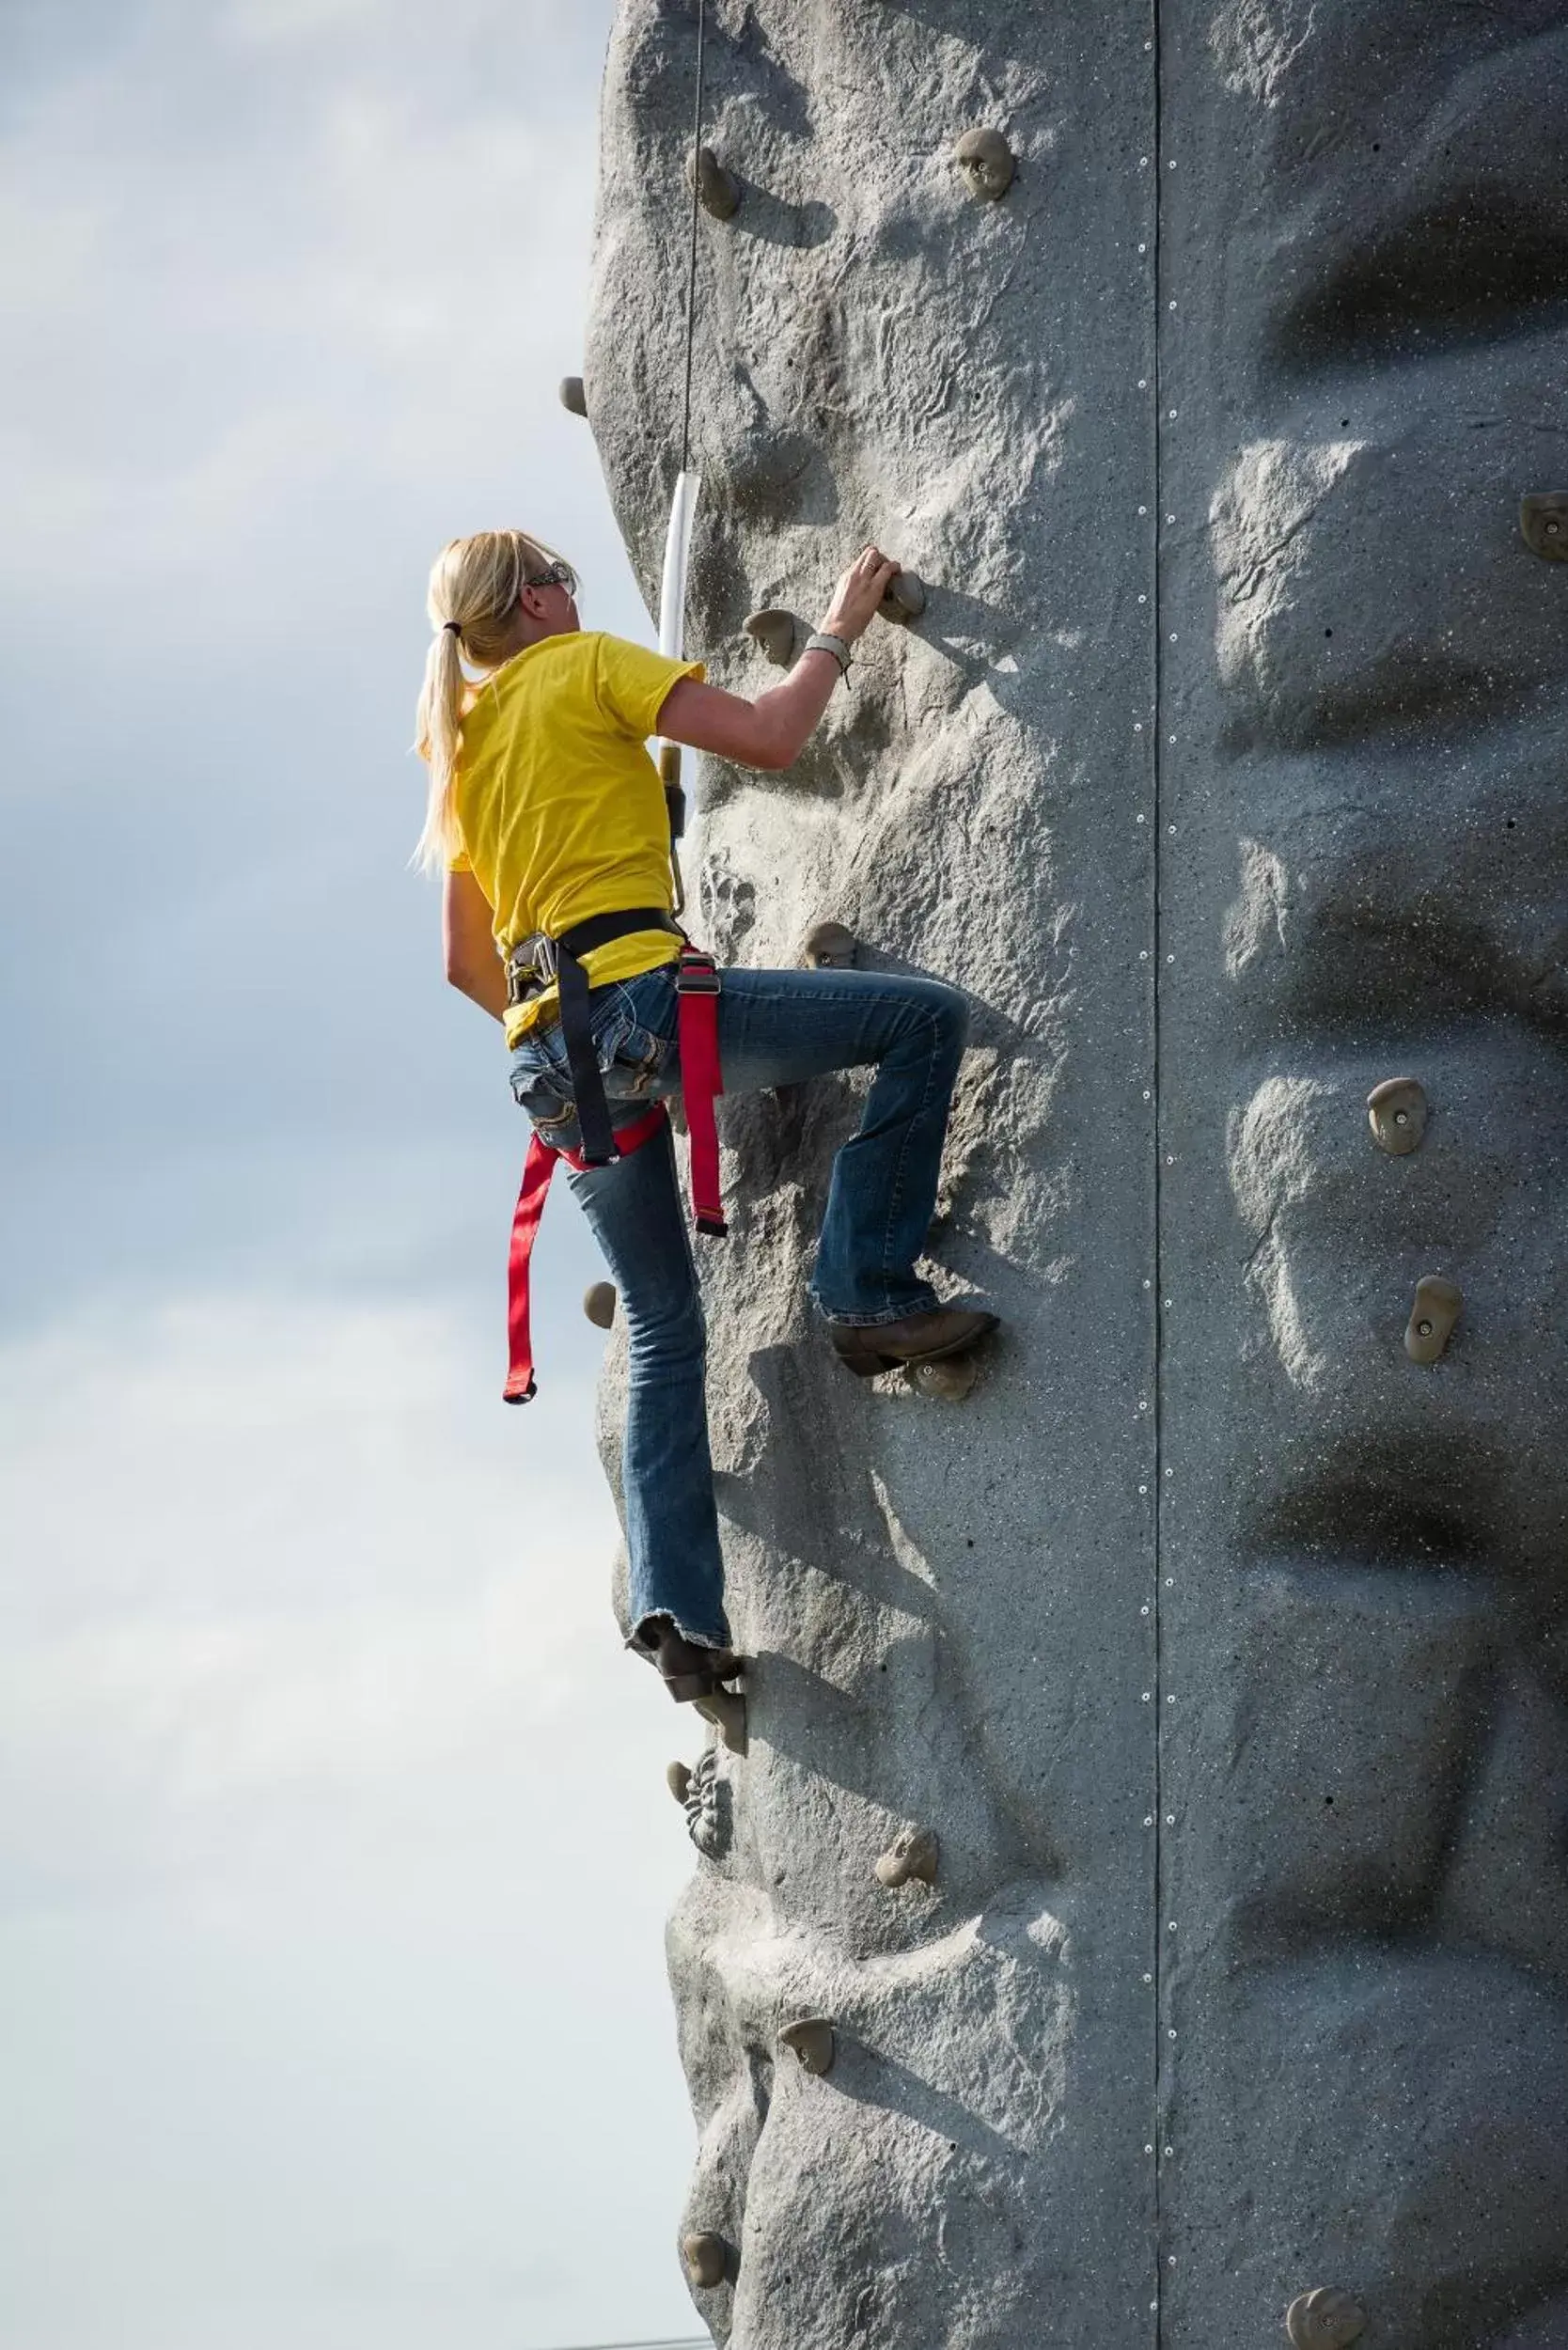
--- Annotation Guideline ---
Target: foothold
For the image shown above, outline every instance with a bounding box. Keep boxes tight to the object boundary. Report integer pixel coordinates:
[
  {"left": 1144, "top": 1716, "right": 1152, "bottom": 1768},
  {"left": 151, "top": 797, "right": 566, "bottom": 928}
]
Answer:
[
  {"left": 693, "top": 1686, "right": 747, "bottom": 1757},
  {"left": 584, "top": 1281, "right": 618, "bottom": 1329},
  {"left": 1520, "top": 493, "right": 1568, "bottom": 560},
  {"left": 804, "top": 920, "right": 857, "bottom": 970},
  {"left": 1366, "top": 1076, "right": 1427, "bottom": 1156},
  {"left": 874, "top": 1825, "right": 939, "bottom": 1888},
  {"left": 954, "top": 127, "right": 1016, "bottom": 202},
  {"left": 745, "top": 608, "right": 797, "bottom": 667},
  {"left": 666, "top": 1759, "right": 693, "bottom": 1806},
  {"left": 907, "top": 1353, "right": 979, "bottom": 1402},
  {"left": 879, "top": 569, "right": 927, "bottom": 624},
  {"left": 682, "top": 2232, "right": 729, "bottom": 2290},
  {"left": 680, "top": 1746, "right": 730, "bottom": 1859},
  {"left": 692, "top": 146, "right": 741, "bottom": 222},
  {"left": 1404, "top": 1275, "right": 1463, "bottom": 1366},
  {"left": 777, "top": 2017, "right": 837, "bottom": 2076},
  {"left": 1285, "top": 2288, "right": 1366, "bottom": 2348},
  {"left": 558, "top": 375, "right": 588, "bottom": 417}
]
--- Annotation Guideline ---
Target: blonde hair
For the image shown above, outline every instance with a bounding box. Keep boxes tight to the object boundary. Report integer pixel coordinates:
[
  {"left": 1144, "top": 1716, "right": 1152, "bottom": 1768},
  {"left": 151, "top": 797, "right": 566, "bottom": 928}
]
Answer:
[{"left": 412, "top": 527, "right": 578, "bottom": 872}]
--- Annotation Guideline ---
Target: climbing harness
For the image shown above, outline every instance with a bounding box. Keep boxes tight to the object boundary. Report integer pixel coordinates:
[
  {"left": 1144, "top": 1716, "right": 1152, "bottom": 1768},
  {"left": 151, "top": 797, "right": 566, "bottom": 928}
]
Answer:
[
  {"left": 502, "top": 934, "right": 727, "bottom": 1404},
  {"left": 502, "top": 0, "right": 726, "bottom": 1405}
]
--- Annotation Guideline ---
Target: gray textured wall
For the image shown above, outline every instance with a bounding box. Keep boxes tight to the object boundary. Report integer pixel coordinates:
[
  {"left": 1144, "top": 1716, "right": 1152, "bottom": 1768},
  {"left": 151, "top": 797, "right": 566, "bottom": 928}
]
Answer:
[{"left": 581, "top": 6, "right": 1568, "bottom": 2344}]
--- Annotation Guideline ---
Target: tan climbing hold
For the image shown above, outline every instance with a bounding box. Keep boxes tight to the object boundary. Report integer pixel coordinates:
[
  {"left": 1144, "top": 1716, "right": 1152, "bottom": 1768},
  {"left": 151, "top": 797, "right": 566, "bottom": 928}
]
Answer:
[
  {"left": 804, "top": 920, "right": 857, "bottom": 970},
  {"left": 954, "top": 127, "right": 1016, "bottom": 202},
  {"left": 777, "top": 2017, "right": 837, "bottom": 2076},
  {"left": 1520, "top": 493, "right": 1568, "bottom": 561},
  {"left": 1366, "top": 1075, "right": 1427, "bottom": 1155},
  {"left": 1285, "top": 2288, "right": 1366, "bottom": 2348},
  {"left": 682, "top": 2232, "right": 729, "bottom": 2289},
  {"left": 879, "top": 569, "right": 927, "bottom": 624},
  {"left": 558, "top": 375, "right": 588, "bottom": 417},
  {"left": 908, "top": 1353, "right": 979, "bottom": 1402},
  {"left": 583, "top": 1281, "right": 618, "bottom": 1330},
  {"left": 875, "top": 1825, "right": 939, "bottom": 1888},
  {"left": 745, "top": 608, "right": 797, "bottom": 667},
  {"left": 666, "top": 1760, "right": 693, "bottom": 1806},
  {"left": 693, "top": 1686, "right": 747, "bottom": 1757},
  {"left": 1404, "top": 1275, "right": 1462, "bottom": 1365},
  {"left": 692, "top": 145, "right": 741, "bottom": 221}
]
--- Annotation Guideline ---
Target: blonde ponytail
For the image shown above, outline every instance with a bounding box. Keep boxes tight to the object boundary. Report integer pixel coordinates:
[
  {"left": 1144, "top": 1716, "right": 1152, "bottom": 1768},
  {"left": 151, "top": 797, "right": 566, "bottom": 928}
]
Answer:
[{"left": 412, "top": 528, "right": 580, "bottom": 874}]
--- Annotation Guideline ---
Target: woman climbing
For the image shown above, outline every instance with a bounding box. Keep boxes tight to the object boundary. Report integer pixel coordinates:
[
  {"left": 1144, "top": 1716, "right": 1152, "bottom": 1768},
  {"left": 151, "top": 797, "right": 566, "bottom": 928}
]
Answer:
[{"left": 414, "top": 527, "right": 996, "bottom": 1707}]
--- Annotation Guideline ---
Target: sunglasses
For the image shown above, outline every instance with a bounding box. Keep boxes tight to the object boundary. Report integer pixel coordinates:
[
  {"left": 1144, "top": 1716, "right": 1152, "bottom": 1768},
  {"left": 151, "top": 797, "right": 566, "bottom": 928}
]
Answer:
[{"left": 525, "top": 561, "right": 578, "bottom": 597}]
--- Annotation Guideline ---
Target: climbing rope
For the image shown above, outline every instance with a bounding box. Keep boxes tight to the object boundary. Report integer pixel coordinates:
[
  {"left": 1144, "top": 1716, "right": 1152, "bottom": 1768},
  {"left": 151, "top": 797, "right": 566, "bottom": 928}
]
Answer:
[{"left": 680, "top": 0, "right": 708, "bottom": 475}]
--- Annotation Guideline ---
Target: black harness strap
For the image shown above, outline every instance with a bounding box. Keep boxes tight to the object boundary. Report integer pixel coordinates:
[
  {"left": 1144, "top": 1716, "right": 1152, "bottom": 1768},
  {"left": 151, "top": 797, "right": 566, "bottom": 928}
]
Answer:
[{"left": 509, "top": 907, "right": 680, "bottom": 1170}]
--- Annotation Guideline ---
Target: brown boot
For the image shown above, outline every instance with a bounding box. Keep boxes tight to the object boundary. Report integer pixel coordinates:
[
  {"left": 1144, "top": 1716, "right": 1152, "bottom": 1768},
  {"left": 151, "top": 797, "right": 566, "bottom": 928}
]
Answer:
[
  {"left": 648, "top": 1622, "right": 745, "bottom": 1703},
  {"left": 828, "top": 1305, "right": 998, "bottom": 1381}
]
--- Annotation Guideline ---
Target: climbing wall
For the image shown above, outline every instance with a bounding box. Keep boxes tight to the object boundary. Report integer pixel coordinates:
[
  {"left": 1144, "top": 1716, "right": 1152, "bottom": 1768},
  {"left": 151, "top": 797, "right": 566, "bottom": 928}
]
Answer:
[{"left": 579, "top": 5, "right": 1568, "bottom": 2345}]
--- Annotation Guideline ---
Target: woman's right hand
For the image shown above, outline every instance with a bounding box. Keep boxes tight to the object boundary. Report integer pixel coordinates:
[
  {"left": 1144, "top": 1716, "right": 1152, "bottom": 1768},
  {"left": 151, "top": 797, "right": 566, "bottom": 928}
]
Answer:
[{"left": 821, "top": 545, "right": 902, "bottom": 644}]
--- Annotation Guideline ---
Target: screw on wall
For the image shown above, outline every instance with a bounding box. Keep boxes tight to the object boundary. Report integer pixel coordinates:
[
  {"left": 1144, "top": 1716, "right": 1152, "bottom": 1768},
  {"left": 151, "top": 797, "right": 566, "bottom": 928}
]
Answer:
[
  {"left": 874, "top": 1825, "right": 939, "bottom": 1888},
  {"left": 694, "top": 1686, "right": 747, "bottom": 1755},
  {"left": 907, "top": 1354, "right": 980, "bottom": 1402},
  {"left": 878, "top": 570, "right": 927, "bottom": 625},
  {"left": 682, "top": 2232, "right": 730, "bottom": 2289},
  {"left": 691, "top": 145, "right": 741, "bottom": 221},
  {"left": 1366, "top": 1076, "right": 1428, "bottom": 1155},
  {"left": 1404, "top": 1276, "right": 1463, "bottom": 1365},
  {"left": 745, "top": 608, "right": 798, "bottom": 666},
  {"left": 1520, "top": 493, "right": 1568, "bottom": 560},
  {"left": 777, "top": 2017, "right": 837, "bottom": 2076},
  {"left": 954, "top": 127, "right": 1016, "bottom": 201},
  {"left": 1285, "top": 2287, "right": 1366, "bottom": 2347},
  {"left": 803, "top": 920, "right": 857, "bottom": 970}
]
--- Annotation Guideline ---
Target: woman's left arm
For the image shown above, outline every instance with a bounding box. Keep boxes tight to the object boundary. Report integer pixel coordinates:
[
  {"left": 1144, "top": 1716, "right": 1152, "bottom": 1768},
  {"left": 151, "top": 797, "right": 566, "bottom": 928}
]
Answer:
[{"left": 443, "top": 867, "right": 508, "bottom": 1022}]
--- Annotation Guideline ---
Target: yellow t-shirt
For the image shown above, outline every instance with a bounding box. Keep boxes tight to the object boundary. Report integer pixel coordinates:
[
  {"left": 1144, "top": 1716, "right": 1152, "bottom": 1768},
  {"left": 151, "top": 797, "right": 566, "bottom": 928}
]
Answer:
[{"left": 447, "top": 631, "right": 703, "bottom": 1049}]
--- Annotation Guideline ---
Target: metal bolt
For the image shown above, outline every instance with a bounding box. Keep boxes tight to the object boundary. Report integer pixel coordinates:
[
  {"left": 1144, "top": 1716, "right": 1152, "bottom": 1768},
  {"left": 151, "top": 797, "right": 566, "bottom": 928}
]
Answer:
[
  {"left": 1139, "top": 155, "right": 1150, "bottom": 166},
  {"left": 1143, "top": 1973, "right": 1152, "bottom": 1984},
  {"left": 1167, "top": 1693, "right": 1176, "bottom": 1704},
  {"left": 1137, "top": 377, "right": 1149, "bottom": 390},
  {"left": 1168, "top": 633, "right": 1179, "bottom": 643},
  {"left": 1168, "top": 300, "right": 1177, "bottom": 310},
  {"left": 1137, "top": 812, "right": 1147, "bottom": 823},
  {"left": 1165, "top": 1814, "right": 1174, "bottom": 1825},
  {"left": 1418, "top": 1318, "right": 1434, "bottom": 1337},
  {"left": 1166, "top": 514, "right": 1175, "bottom": 524},
  {"left": 1144, "top": 1815, "right": 1154, "bottom": 1826},
  {"left": 1135, "top": 720, "right": 1144, "bottom": 731},
  {"left": 1138, "top": 592, "right": 1148, "bottom": 603},
  {"left": 1138, "top": 242, "right": 1148, "bottom": 254},
  {"left": 1168, "top": 2028, "right": 1177, "bottom": 2038},
  {"left": 1138, "top": 504, "right": 1148, "bottom": 515},
  {"left": 1138, "top": 1483, "right": 1149, "bottom": 1495},
  {"left": 1164, "top": 2146, "right": 1173, "bottom": 2157},
  {"left": 1141, "top": 1604, "right": 1151, "bottom": 1616},
  {"left": 1140, "top": 949, "right": 1150, "bottom": 960},
  {"left": 1168, "top": 408, "right": 1178, "bottom": 419},
  {"left": 1142, "top": 1691, "right": 1152, "bottom": 1702}
]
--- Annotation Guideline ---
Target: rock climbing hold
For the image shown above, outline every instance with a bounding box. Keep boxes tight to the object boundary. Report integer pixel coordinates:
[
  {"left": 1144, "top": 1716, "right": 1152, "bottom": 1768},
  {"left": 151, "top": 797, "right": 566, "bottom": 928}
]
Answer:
[
  {"left": 954, "top": 128, "right": 1016, "bottom": 202},
  {"left": 874, "top": 1825, "right": 939, "bottom": 1888},
  {"left": 1366, "top": 1075, "right": 1427, "bottom": 1156},
  {"left": 583, "top": 1281, "right": 618, "bottom": 1329},
  {"left": 682, "top": 2232, "right": 729, "bottom": 2289},
  {"left": 558, "top": 375, "right": 588, "bottom": 417},
  {"left": 1285, "top": 2287, "right": 1366, "bottom": 2348},
  {"left": 777, "top": 2017, "right": 837, "bottom": 2076},
  {"left": 908, "top": 1353, "right": 979, "bottom": 1402},
  {"left": 678, "top": 1744, "right": 729, "bottom": 1858},
  {"left": 692, "top": 146, "right": 741, "bottom": 222},
  {"left": 745, "top": 608, "right": 797, "bottom": 667},
  {"left": 804, "top": 921, "right": 857, "bottom": 970},
  {"left": 1520, "top": 493, "right": 1568, "bottom": 560},
  {"left": 879, "top": 570, "right": 927, "bottom": 624},
  {"left": 666, "top": 1759, "right": 693, "bottom": 1806},
  {"left": 1404, "top": 1275, "right": 1462, "bottom": 1366},
  {"left": 693, "top": 1686, "right": 747, "bottom": 1757}
]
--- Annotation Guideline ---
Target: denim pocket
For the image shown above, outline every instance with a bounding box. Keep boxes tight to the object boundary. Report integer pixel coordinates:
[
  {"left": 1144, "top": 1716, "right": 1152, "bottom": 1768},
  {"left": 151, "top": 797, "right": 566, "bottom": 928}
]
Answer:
[{"left": 508, "top": 979, "right": 673, "bottom": 1133}]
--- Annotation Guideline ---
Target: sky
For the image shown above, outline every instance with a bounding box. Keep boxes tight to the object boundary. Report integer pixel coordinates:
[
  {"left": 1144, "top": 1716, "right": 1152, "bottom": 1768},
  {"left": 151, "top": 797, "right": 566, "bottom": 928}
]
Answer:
[{"left": 0, "top": 4, "right": 710, "bottom": 2344}]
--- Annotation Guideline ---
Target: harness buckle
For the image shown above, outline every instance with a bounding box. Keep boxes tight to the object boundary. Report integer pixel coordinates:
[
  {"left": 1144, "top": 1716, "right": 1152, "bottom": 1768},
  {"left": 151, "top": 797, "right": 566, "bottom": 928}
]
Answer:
[
  {"left": 677, "top": 956, "right": 721, "bottom": 996},
  {"left": 506, "top": 931, "right": 557, "bottom": 1007}
]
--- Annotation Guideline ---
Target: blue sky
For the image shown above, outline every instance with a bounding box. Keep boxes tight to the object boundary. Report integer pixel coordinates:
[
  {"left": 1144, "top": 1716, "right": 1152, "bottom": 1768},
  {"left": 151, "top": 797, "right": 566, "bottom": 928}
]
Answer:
[{"left": 0, "top": 5, "right": 708, "bottom": 2343}]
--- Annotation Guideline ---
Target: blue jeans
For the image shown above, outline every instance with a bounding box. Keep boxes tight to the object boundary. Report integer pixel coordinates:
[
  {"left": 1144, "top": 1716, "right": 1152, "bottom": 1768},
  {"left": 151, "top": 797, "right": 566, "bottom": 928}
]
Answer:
[{"left": 508, "top": 963, "right": 970, "bottom": 1653}]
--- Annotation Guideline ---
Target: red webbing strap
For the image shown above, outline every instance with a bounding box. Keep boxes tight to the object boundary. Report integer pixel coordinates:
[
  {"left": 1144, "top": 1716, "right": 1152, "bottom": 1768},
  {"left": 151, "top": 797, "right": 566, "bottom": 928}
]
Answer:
[
  {"left": 503, "top": 1103, "right": 668, "bottom": 1404},
  {"left": 677, "top": 950, "right": 727, "bottom": 1237}
]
